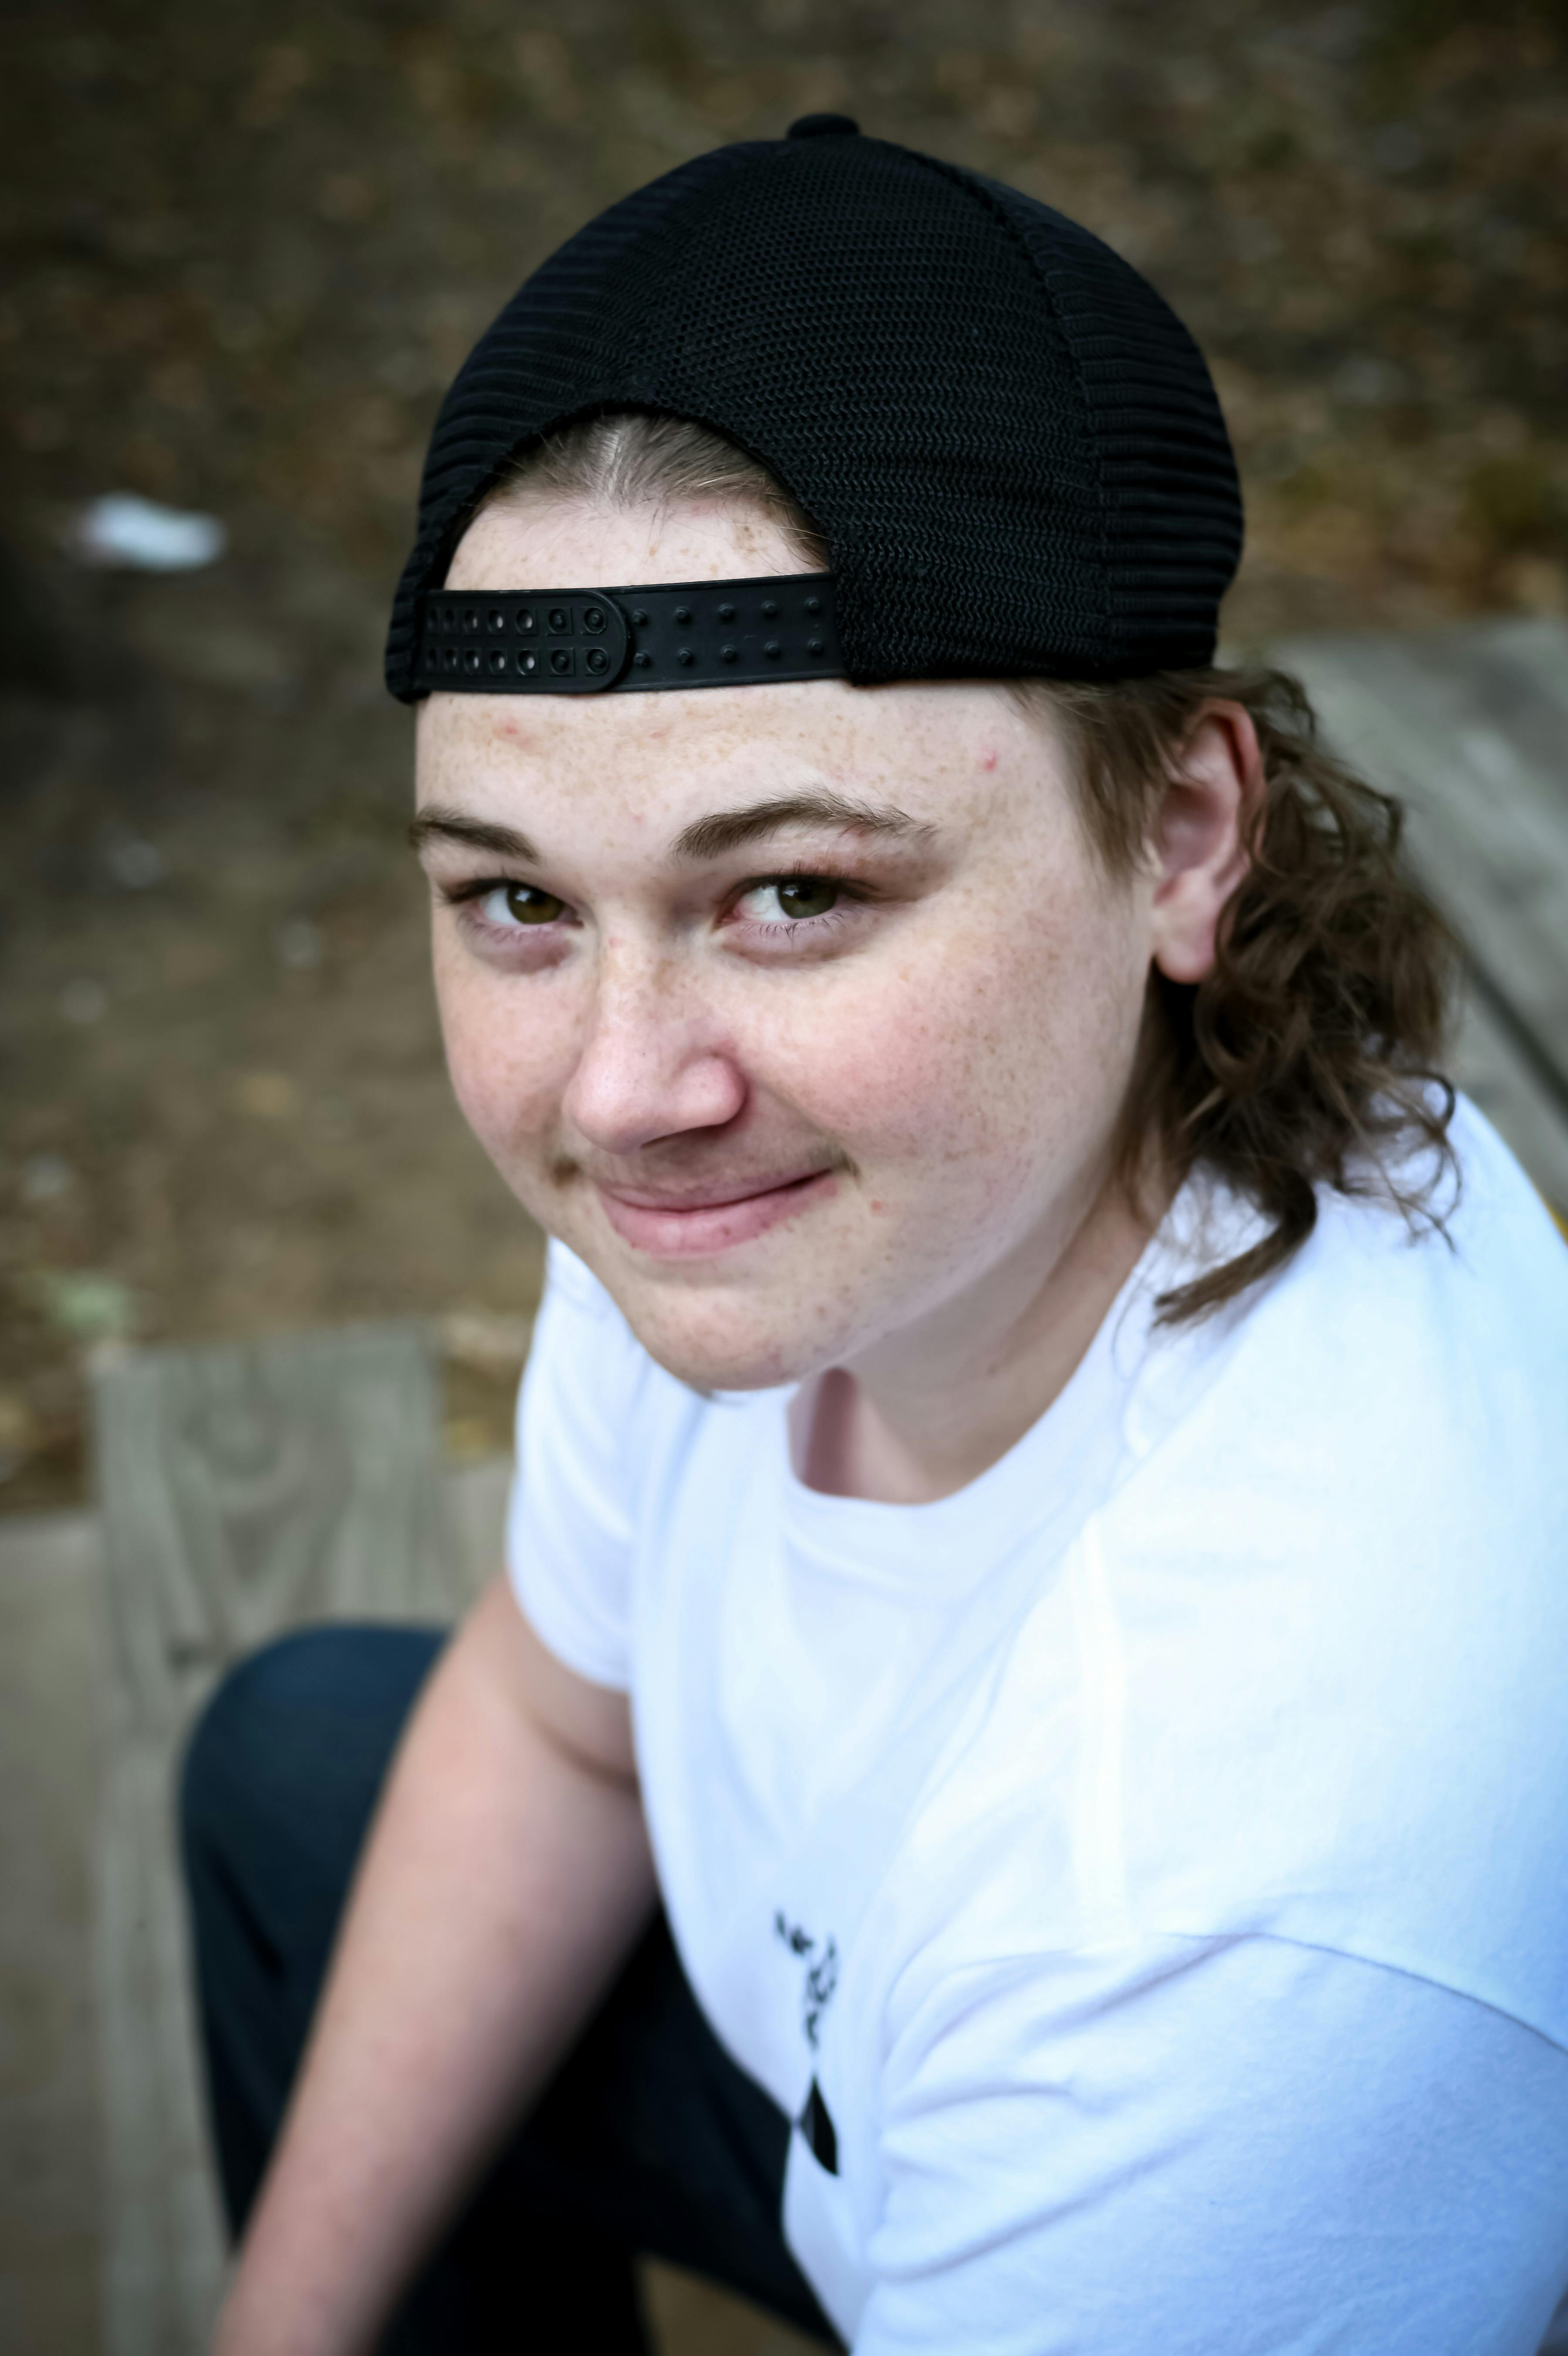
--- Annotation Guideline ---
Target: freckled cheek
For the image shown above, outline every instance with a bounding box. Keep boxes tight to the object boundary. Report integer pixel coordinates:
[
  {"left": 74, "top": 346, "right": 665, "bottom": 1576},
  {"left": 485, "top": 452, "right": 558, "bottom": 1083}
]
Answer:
[
  {"left": 773, "top": 1018, "right": 937, "bottom": 1153},
  {"left": 757, "top": 954, "right": 1030, "bottom": 1167},
  {"left": 779, "top": 907, "right": 1139, "bottom": 1180},
  {"left": 434, "top": 958, "right": 578, "bottom": 1168}
]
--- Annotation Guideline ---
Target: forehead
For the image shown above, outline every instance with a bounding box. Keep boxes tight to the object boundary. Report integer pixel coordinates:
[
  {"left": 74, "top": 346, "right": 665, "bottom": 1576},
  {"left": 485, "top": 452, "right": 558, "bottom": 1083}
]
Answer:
[{"left": 416, "top": 493, "right": 1066, "bottom": 838}]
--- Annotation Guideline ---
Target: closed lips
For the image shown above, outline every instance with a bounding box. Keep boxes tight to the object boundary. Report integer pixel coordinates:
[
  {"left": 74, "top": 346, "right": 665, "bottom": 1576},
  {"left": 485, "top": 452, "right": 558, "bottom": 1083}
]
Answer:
[{"left": 596, "top": 1171, "right": 825, "bottom": 1212}]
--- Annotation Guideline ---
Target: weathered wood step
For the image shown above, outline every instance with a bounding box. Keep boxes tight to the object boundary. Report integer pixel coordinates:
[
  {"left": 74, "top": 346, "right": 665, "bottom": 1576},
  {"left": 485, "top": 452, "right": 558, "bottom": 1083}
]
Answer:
[
  {"left": 90, "top": 1320, "right": 500, "bottom": 2356},
  {"left": 1274, "top": 619, "right": 1568, "bottom": 1210}
]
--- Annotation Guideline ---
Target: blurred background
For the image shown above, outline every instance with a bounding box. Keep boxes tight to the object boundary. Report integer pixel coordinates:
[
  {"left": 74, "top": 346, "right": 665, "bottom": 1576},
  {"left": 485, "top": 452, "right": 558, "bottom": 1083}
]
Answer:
[
  {"left": 3, "top": 0, "right": 1567, "bottom": 1513},
  {"left": 3, "top": 5, "right": 1567, "bottom": 2352}
]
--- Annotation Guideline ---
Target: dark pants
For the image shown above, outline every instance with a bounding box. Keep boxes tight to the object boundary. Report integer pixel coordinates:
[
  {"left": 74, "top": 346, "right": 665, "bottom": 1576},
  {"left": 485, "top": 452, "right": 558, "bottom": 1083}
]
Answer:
[{"left": 179, "top": 1623, "right": 839, "bottom": 2353}]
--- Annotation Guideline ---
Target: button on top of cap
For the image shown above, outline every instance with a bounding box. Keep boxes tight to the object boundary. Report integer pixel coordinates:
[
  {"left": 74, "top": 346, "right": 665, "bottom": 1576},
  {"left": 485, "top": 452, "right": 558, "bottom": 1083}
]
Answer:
[{"left": 787, "top": 114, "right": 859, "bottom": 139}]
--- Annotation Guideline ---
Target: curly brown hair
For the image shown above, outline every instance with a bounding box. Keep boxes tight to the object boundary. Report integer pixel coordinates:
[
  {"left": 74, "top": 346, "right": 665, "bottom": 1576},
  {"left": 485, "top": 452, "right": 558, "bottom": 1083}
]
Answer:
[
  {"left": 481, "top": 412, "right": 1460, "bottom": 1322},
  {"left": 1024, "top": 669, "right": 1458, "bottom": 1320}
]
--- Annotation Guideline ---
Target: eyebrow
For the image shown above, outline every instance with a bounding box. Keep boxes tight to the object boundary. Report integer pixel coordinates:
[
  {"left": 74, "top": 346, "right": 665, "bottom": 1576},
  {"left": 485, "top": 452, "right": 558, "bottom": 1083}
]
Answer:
[
  {"left": 409, "top": 792, "right": 933, "bottom": 869},
  {"left": 408, "top": 808, "right": 543, "bottom": 863}
]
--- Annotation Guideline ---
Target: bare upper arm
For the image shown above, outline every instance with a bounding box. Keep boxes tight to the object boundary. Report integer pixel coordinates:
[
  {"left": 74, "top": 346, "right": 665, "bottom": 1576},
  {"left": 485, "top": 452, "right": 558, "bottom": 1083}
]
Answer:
[{"left": 457, "top": 1571, "right": 638, "bottom": 1787}]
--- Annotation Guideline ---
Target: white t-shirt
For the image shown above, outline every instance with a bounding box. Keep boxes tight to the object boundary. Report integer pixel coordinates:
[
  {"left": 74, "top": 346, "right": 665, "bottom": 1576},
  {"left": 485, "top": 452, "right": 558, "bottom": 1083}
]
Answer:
[{"left": 507, "top": 1098, "right": 1568, "bottom": 2354}]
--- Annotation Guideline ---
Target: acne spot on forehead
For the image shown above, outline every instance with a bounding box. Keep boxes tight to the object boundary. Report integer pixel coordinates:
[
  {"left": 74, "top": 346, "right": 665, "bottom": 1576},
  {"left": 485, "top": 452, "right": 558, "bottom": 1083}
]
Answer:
[{"left": 980, "top": 746, "right": 999, "bottom": 772}]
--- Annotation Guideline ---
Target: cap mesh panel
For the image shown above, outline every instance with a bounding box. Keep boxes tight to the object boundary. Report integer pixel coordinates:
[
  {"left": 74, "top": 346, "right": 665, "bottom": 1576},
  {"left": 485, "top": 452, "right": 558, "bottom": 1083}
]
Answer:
[{"left": 387, "top": 130, "right": 1242, "bottom": 698}]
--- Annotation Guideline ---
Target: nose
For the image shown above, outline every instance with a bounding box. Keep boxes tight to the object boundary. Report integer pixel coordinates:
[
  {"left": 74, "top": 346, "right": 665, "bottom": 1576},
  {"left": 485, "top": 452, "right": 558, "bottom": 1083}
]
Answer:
[{"left": 560, "top": 941, "right": 747, "bottom": 1157}]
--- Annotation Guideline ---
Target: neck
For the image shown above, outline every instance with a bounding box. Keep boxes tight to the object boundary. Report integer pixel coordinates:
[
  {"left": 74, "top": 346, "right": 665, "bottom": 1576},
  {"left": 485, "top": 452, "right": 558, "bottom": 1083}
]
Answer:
[{"left": 794, "top": 1168, "right": 1159, "bottom": 1506}]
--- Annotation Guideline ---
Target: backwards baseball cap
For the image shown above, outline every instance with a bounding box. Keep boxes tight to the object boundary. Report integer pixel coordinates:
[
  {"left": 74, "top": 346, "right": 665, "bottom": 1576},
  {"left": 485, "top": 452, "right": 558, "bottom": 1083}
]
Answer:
[{"left": 387, "top": 115, "right": 1242, "bottom": 704}]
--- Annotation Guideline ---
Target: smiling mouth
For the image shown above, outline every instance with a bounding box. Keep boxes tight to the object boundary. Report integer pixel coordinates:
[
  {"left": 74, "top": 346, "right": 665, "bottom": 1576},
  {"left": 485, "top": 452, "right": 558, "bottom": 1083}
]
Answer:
[{"left": 593, "top": 1173, "right": 824, "bottom": 1215}]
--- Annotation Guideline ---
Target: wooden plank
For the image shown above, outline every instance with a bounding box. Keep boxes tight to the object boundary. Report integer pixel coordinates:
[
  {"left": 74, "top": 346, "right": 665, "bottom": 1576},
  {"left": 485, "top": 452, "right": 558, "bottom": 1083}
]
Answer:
[
  {"left": 1271, "top": 626, "right": 1563, "bottom": 1102},
  {"left": 91, "top": 1320, "right": 461, "bottom": 2356},
  {"left": 444, "top": 1451, "right": 512, "bottom": 1612},
  {"left": 1451, "top": 978, "right": 1568, "bottom": 1214},
  {"left": 641, "top": 2258, "right": 836, "bottom": 2354},
  {"left": 92, "top": 1319, "right": 459, "bottom": 1743},
  {"left": 1275, "top": 620, "right": 1568, "bottom": 1203},
  {"left": 95, "top": 1727, "right": 227, "bottom": 2356},
  {"left": 0, "top": 1511, "right": 105, "bottom": 2356},
  {"left": 1441, "top": 616, "right": 1568, "bottom": 755}
]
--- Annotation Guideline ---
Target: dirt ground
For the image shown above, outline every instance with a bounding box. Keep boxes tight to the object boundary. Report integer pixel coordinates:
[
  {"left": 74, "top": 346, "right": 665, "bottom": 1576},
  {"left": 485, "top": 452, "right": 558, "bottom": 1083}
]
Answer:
[{"left": 3, "top": 0, "right": 1566, "bottom": 1511}]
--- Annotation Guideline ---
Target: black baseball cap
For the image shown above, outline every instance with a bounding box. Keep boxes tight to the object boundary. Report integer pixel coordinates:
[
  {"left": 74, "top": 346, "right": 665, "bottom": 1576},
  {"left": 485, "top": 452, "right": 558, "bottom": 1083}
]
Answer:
[{"left": 387, "top": 115, "right": 1242, "bottom": 703}]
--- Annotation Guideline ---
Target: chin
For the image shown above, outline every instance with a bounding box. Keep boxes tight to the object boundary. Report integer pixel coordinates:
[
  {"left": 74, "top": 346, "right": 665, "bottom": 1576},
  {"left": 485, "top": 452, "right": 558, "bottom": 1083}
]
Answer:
[{"left": 613, "top": 1286, "right": 829, "bottom": 1397}]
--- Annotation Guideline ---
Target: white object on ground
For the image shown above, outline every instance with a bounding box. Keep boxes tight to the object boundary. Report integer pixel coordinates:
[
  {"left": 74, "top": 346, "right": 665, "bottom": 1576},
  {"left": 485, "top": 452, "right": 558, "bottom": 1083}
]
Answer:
[{"left": 71, "top": 493, "right": 227, "bottom": 572}]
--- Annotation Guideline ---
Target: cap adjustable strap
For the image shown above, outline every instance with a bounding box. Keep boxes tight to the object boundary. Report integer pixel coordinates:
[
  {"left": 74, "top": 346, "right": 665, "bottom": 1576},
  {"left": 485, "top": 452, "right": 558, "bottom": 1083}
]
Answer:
[{"left": 416, "top": 573, "right": 844, "bottom": 695}]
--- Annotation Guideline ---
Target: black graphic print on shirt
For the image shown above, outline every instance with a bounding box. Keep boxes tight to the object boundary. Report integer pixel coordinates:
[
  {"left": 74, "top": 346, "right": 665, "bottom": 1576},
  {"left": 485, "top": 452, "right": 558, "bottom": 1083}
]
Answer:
[
  {"left": 798, "top": 2075, "right": 839, "bottom": 2174},
  {"left": 775, "top": 1913, "right": 843, "bottom": 2174},
  {"left": 774, "top": 1909, "right": 840, "bottom": 2048}
]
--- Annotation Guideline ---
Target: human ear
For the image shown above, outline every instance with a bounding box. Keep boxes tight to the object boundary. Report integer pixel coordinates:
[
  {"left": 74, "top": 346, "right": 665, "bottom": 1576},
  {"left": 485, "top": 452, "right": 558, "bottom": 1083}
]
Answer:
[{"left": 1147, "top": 702, "right": 1263, "bottom": 985}]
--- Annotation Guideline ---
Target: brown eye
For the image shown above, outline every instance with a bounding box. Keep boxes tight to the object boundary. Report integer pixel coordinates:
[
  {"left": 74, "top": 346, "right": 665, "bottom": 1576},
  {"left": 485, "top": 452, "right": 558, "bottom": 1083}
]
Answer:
[
  {"left": 774, "top": 877, "right": 839, "bottom": 920},
  {"left": 504, "top": 884, "right": 565, "bottom": 925}
]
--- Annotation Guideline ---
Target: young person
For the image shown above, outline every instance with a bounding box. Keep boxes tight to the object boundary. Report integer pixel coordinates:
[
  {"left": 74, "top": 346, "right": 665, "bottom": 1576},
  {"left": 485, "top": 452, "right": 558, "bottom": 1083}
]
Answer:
[{"left": 182, "top": 118, "right": 1568, "bottom": 2356}]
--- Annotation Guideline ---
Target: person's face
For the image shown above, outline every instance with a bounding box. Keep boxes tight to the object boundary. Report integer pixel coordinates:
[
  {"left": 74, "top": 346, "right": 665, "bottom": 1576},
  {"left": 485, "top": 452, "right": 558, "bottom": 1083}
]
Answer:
[{"left": 415, "top": 495, "right": 1162, "bottom": 1394}]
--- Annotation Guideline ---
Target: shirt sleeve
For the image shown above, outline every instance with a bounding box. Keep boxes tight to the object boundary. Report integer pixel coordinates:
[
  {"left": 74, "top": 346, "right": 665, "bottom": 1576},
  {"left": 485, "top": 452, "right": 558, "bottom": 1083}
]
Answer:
[
  {"left": 854, "top": 1932, "right": 1568, "bottom": 2355},
  {"left": 505, "top": 1239, "right": 649, "bottom": 1690}
]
